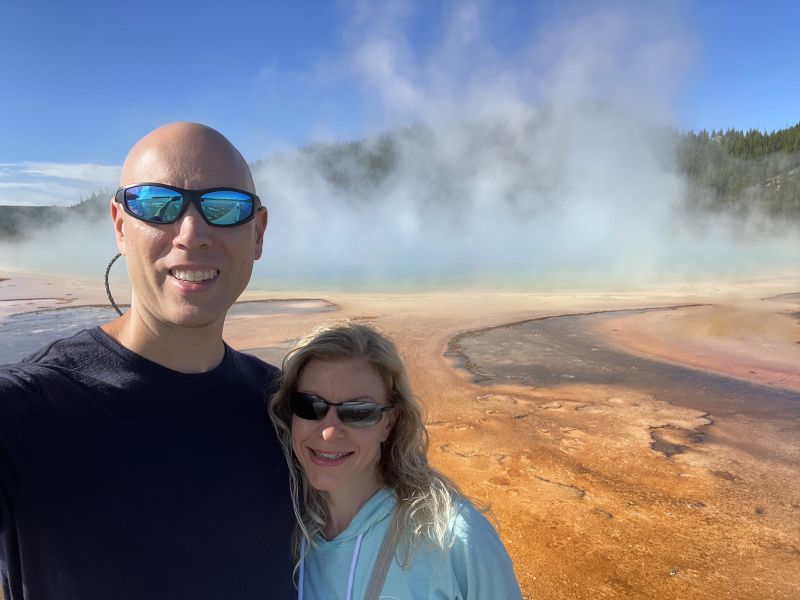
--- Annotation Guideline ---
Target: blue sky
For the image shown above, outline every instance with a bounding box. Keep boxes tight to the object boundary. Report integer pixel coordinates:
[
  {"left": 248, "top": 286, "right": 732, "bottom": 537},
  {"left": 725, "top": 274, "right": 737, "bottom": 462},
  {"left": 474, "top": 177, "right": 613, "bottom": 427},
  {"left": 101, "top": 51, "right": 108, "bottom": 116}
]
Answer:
[{"left": 1, "top": 0, "right": 799, "bottom": 206}]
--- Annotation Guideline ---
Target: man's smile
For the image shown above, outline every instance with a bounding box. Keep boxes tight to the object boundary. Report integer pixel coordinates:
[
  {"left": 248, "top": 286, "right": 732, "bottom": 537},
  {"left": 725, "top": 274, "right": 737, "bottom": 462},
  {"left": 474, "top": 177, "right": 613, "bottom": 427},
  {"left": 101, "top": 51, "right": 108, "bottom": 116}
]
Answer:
[{"left": 169, "top": 269, "right": 220, "bottom": 282}]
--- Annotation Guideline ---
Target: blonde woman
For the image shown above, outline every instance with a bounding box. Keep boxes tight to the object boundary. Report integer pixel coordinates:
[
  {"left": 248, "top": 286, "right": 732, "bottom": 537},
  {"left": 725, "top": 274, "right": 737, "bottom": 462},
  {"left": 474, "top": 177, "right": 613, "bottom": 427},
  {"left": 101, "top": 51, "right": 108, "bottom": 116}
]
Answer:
[{"left": 269, "top": 321, "right": 522, "bottom": 599}]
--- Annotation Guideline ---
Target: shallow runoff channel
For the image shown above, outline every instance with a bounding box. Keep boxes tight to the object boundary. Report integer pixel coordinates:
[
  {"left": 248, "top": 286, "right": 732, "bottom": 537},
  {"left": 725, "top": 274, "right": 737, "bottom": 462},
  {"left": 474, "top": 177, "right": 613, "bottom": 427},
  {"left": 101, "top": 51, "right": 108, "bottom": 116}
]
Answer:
[
  {"left": 0, "top": 300, "right": 337, "bottom": 364},
  {"left": 448, "top": 307, "right": 800, "bottom": 421}
]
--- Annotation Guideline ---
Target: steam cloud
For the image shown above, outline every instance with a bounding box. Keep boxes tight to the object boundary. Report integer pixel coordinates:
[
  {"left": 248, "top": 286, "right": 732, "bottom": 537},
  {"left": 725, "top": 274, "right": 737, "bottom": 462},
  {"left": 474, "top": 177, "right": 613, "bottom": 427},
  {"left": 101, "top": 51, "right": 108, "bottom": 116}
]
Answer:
[
  {"left": 250, "top": 3, "right": 799, "bottom": 289},
  {"left": 1, "top": 2, "right": 798, "bottom": 290}
]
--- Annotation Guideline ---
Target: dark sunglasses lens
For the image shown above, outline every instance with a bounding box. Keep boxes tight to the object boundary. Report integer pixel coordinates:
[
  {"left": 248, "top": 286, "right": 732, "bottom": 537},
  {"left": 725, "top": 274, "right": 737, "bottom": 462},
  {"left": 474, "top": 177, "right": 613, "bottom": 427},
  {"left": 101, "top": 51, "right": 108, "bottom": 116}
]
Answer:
[
  {"left": 125, "top": 186, "right": 184, "bottom": 223},
  {"left": 338, "top": 403, "right": 384, "bottom": 427},
  {"left": 200, "top": 191, "right": 254, "bottom": 225},
  {"left": 290, "top": 393, "right": 328, "bottom": 420}
]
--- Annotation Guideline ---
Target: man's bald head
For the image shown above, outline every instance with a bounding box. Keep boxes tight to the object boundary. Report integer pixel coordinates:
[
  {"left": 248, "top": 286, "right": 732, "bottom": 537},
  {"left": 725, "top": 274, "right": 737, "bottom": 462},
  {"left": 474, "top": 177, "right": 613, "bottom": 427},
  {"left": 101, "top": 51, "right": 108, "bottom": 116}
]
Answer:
[
  {"left": 108, "top": 122, "right": 268, "bottom": 344},
  {"left": 120, "top": 122, "right": 255, "bottom": 192}
]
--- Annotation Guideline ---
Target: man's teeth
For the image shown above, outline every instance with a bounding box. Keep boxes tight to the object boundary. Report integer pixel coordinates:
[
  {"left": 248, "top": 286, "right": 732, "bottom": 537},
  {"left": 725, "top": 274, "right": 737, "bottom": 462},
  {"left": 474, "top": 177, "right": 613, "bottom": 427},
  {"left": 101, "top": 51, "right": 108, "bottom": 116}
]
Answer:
[
  {"left": 171, "top": 269, "right": 219, "bottom": 282},
  {"left": 313, "top": 450, "right": 349, "bottom": 459}
]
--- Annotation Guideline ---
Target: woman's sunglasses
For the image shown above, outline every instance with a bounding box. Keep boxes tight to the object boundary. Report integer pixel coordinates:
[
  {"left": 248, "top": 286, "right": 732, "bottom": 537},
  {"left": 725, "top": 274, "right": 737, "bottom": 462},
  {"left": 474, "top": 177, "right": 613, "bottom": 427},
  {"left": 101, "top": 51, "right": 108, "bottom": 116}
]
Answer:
[
  {"left": 289, "top": 392, "right": 395, "bottom": 428},
  {"left": 115, "top": 183, "right": 260, "bottom": 227}
]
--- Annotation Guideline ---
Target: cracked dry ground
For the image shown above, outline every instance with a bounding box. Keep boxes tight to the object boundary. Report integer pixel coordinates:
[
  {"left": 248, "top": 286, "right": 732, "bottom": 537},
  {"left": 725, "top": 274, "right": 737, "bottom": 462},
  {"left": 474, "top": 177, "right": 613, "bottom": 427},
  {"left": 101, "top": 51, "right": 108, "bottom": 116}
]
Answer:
[{"left": 430, "top": 310, "right": 800, "bottom": 600}]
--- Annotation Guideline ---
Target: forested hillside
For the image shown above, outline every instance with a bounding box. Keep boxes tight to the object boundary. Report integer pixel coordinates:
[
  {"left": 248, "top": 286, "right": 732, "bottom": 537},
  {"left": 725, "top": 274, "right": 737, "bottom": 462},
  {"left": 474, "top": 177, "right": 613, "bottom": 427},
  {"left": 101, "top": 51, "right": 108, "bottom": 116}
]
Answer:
[
  {"left": 285, "top": 121, "right": 800, "bottom": 220},
  {"left": 678, "top": 123, "right": 800, "bottom": 217},
  {"left": 0, "top": 190, "right": 109, "bottom": 241}
]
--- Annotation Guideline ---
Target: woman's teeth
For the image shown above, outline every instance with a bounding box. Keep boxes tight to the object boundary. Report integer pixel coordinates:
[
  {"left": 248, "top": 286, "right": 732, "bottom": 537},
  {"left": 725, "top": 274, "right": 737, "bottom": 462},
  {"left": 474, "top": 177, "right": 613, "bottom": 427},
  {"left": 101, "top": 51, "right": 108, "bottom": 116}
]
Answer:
[{"left": 312, "top": 450, "right": 350, "bottom": 460}]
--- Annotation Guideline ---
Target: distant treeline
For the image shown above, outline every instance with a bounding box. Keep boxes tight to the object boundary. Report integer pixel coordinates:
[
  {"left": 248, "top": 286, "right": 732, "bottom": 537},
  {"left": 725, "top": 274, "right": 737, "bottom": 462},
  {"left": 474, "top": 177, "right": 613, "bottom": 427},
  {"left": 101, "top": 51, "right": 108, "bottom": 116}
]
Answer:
[
  {"left": 0, "top": 190, "right": 109, "bottom": 242},
  {"left": 293, "top": 121, "right": 800, "bottom": 219},
  {"left": 297, "top": 135, "right": 400, "bottom": 194},
  {"left": 690, "top": 122, "right": 800, "bottom": 159},
  {"left": 677, "top": 123, "right": 800, "bottom": 217},
  {"left": 1, "top": 121, "right": 799, "bottom": 243}
]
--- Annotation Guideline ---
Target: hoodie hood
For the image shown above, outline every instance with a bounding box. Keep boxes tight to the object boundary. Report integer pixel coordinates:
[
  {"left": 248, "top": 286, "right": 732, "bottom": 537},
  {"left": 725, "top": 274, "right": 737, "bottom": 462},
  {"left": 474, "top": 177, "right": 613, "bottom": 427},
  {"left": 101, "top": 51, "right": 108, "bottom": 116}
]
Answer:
[
  {"left": 316, "top": 487, "right": 396, "bottom": 546},
  {"left": 298, "top": 488, "right": 397, "bottom": 600}
]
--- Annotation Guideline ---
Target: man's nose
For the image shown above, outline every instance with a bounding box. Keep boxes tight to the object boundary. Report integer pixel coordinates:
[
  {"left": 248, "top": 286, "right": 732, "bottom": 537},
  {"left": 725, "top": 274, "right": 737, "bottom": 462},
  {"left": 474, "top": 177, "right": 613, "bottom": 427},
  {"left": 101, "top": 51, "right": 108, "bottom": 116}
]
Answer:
[{"left": 173, "top": 203, "right": 212, "bottom": 249}]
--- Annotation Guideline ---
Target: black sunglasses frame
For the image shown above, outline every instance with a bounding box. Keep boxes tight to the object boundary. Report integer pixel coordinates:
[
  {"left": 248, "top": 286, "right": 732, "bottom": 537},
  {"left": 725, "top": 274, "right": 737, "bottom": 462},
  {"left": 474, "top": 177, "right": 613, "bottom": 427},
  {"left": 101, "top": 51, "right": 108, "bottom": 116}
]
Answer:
[
  {"left": 289, "top": 391, "right": 395, "bottom": 428},
  {"left": 114, "top": 182, "right": 262, "bottom": 227}
]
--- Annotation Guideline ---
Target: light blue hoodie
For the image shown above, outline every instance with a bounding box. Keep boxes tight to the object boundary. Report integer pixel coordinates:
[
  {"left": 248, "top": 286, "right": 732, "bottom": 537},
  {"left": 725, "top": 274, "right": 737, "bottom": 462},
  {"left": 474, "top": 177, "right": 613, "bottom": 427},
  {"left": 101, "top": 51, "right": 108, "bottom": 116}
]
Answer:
[{"left": 297, "top": 488, "right": 523, "bottom": 599}]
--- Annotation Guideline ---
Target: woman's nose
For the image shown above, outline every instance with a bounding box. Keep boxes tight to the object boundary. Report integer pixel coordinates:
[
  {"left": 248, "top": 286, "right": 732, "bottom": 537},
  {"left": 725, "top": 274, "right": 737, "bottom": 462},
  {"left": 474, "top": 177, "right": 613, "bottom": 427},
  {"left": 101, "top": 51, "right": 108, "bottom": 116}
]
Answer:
[
  {"left": 320, "top": 407, "right": 345, "bottom": 440},
  {"left": 321, "top": 426, "right": 343, "bottom": 441}
]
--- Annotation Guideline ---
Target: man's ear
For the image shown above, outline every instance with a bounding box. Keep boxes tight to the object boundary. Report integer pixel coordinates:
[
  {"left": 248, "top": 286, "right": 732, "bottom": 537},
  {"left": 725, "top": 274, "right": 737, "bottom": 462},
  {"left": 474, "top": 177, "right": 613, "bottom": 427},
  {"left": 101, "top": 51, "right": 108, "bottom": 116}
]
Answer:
[
  {"left": 110, "top": 198, "right": 127, "bottom": 255},
  {"left": 253, "top": 206, "right": 268, "bottom": 260}
]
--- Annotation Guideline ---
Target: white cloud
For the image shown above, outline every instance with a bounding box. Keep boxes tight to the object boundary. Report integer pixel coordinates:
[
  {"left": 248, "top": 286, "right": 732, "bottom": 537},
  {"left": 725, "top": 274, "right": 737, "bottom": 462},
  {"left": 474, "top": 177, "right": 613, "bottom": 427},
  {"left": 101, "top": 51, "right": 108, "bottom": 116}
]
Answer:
[{"left": 0, "top": 161, "right": 120, "bottom": 206}]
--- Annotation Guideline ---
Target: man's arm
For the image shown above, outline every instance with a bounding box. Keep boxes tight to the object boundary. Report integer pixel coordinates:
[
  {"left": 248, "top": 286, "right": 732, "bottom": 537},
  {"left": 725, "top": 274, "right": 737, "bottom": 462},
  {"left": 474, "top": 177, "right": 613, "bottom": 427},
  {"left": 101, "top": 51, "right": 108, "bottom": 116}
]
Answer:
[{"left": 0, "top": 367, "right": 36, "bottom": 600}]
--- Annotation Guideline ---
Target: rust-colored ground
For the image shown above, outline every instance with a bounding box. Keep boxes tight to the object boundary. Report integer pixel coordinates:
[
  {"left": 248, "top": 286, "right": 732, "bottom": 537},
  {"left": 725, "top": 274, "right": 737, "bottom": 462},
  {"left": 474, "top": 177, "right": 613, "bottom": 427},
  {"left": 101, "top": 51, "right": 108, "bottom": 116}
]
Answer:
[{"left": 2, "top": 273, "right": 799, "bottom": 599}]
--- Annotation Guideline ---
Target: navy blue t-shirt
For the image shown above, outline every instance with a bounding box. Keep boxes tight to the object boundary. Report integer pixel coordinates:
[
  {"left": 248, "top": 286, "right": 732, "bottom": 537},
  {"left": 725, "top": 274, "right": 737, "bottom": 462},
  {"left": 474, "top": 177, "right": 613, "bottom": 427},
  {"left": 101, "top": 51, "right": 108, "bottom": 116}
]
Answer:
[{"left": 0, "top": 327, "right": 294, "bottom": 599}]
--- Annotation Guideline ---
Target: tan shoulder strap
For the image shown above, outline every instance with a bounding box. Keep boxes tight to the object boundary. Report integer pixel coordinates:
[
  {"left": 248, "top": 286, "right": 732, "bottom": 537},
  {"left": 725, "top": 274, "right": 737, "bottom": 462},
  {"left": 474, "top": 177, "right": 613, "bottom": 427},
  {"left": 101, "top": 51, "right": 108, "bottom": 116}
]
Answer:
[{"left": 364, "top": 522, "right": 397, "bottom": 600}]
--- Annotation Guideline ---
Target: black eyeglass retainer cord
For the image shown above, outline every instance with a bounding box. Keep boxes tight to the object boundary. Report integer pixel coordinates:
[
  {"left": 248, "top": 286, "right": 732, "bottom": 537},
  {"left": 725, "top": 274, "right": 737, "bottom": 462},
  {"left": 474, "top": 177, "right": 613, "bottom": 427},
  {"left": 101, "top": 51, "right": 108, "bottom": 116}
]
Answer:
[{"left": 105, "top": 252, "right": 123, "bottom": 316}]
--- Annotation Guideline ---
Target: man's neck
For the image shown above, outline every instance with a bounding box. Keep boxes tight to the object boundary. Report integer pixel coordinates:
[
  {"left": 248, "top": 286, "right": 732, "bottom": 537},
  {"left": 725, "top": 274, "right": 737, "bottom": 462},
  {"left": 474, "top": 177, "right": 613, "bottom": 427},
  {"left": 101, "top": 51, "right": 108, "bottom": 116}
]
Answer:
[{"left": 101, "top": 310, "right": 226, "bottom": 374}]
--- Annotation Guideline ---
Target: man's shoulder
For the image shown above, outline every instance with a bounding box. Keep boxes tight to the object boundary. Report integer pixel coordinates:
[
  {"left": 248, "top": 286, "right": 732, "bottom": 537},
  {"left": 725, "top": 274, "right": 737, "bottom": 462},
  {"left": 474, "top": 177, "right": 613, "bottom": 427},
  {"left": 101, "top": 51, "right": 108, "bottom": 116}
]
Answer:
[
  {"left": 226, "top": 347, "right": 279, "bottom": 377},
  {"left": 0, "top": 328, "right": 106, "bottom": 414},
  {"left": 224, "top": 347, "right": 282, "bottom": 392},
  {"left": 12, "top": 327, "right": 107, "bottom": 370},
  {"left": 1, "top": 328, "right": 99, "bottom": 385},
  {"left": 0, "top": 362, "right": 46, "bottom": 397}
]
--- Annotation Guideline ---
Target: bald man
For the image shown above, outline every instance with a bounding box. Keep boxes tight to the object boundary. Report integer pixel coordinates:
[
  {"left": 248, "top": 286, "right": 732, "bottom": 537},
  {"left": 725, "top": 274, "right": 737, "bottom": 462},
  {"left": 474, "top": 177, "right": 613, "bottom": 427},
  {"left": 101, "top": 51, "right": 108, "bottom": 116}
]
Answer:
[{"left": 0, "top": 123, "right": 294, "bottom": 599}]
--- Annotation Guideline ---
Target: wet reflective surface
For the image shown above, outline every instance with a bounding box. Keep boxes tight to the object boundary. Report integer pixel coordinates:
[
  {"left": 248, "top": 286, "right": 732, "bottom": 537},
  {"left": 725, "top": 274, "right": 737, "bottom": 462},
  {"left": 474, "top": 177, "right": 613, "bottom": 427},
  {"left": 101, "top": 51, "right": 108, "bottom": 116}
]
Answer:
[
  {"left": 0, "top": 300, "right": 337, "bottom": 364},
  {"left": 449, "top": 309, "right": 800, "bottom": 419}
]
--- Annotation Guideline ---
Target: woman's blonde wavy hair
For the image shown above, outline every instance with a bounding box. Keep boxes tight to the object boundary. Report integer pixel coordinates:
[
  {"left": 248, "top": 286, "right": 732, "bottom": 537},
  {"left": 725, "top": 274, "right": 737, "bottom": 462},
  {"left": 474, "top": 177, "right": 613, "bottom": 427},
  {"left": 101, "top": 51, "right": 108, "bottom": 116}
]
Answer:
[{"left": 268, "top": 320, "right": 464, "bottom": 567}]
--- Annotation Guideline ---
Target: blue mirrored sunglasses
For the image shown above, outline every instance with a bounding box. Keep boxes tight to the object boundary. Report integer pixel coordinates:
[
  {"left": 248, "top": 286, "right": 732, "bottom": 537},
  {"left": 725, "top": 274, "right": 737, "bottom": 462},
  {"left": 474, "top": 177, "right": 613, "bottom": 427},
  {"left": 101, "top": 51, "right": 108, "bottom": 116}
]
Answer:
[{"left": 115, "top": 183, "right": 260, "bottom": 227}]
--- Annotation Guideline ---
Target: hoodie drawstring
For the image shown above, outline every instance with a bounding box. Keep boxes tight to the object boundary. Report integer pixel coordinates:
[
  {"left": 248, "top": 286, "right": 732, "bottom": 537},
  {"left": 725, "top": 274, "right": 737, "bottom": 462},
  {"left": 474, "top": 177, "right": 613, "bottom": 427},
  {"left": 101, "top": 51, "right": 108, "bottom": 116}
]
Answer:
[
  {"left": 345, "top": 533, "right": 364, "bottom": 600},
  {"left": 298, "top": 533, "right": 365, "bottom": 600}
]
